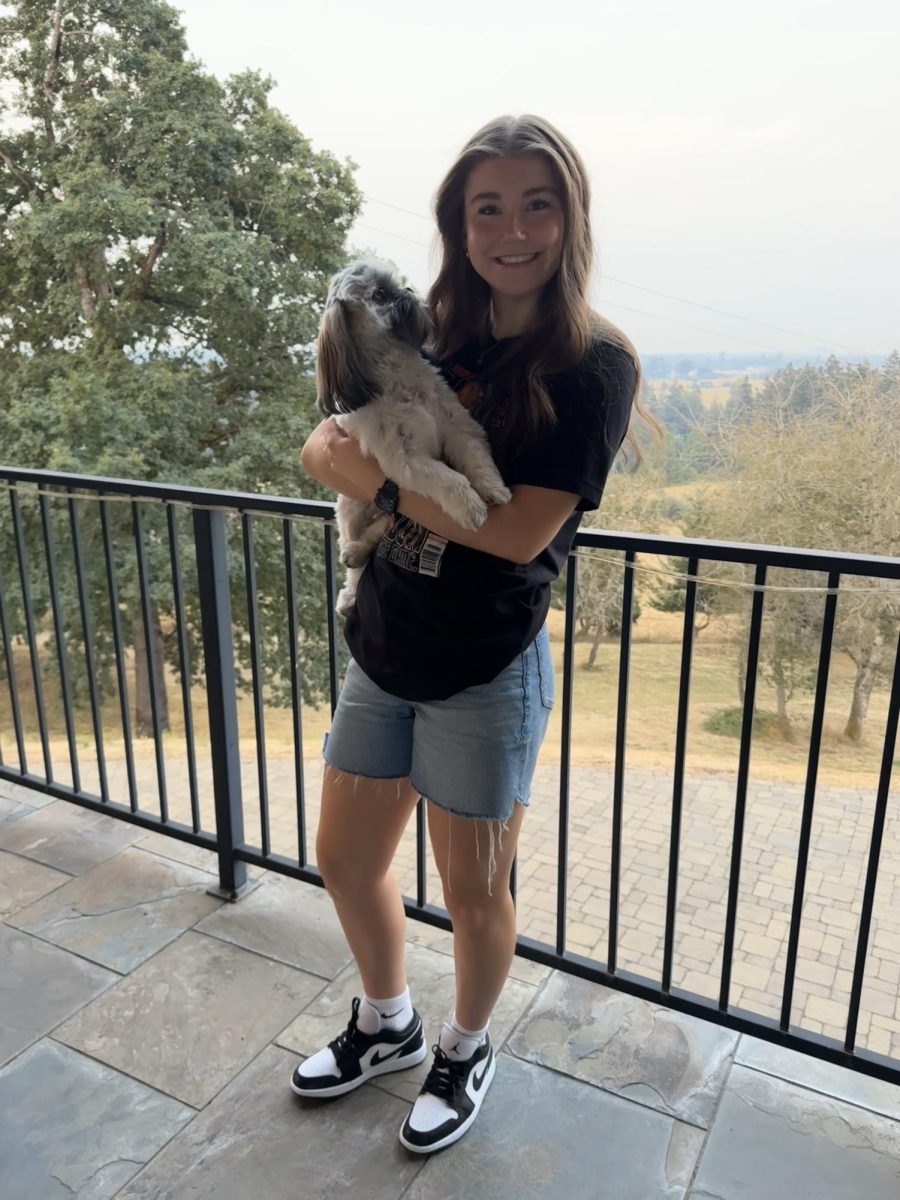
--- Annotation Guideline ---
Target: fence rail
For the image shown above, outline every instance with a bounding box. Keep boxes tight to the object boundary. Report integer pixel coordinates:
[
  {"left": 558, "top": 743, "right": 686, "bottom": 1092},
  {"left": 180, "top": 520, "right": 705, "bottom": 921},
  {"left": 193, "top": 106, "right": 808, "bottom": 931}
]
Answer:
[{"left": 2, "top": 465, "right": 899, "bottom": 1086}]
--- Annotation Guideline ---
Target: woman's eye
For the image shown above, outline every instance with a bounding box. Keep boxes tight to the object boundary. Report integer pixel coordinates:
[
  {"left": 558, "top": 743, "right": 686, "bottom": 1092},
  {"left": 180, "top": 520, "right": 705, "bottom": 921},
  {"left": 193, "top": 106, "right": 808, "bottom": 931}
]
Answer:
[{"left": 477, "top": 200, "right": 550, "bottom": 215}]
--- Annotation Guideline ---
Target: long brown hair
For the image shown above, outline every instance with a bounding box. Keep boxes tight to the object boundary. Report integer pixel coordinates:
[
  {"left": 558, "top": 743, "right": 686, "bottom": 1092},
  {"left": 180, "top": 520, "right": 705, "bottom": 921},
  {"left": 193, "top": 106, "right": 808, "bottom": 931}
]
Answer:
[{"left": 427, "top": 114, "right": 660, "bottom": 468}]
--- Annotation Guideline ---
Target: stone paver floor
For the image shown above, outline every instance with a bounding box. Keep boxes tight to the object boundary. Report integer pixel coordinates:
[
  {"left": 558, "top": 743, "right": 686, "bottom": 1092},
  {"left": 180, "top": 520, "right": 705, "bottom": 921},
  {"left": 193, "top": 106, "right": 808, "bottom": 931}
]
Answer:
[
  {"left": 28, "top": 747, "right": 900, "bottom": 1058},
  {"left": 2, "top": 776, "right": 900, "bottom": 1198}
]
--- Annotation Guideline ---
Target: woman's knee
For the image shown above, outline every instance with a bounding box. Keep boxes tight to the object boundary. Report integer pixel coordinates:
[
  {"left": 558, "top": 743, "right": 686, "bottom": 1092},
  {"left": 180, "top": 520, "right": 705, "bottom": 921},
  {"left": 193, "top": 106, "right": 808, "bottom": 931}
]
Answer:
[
  {"left": 315, "top": 828, "right": 386, "bottom": 895},
  {"left": 445, "top": 884, "right": 513, "bottom": 928},
  {"left": 316, "top": 767, "right": 418, "bottom": 893}
]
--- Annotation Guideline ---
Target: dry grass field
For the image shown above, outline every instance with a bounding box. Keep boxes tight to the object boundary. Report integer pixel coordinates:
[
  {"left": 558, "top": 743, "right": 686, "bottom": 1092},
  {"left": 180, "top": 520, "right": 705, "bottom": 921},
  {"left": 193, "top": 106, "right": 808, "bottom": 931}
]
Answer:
[{"left": 644, "top": 376, "right": 767, "bottom": 411}]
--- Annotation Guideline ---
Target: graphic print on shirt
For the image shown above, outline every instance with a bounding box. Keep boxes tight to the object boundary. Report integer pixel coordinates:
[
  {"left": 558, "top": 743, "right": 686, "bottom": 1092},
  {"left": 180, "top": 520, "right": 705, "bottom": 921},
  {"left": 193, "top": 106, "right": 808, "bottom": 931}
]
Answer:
[{"left": 376, "top": 514, "right": 449, "bottom": 578}]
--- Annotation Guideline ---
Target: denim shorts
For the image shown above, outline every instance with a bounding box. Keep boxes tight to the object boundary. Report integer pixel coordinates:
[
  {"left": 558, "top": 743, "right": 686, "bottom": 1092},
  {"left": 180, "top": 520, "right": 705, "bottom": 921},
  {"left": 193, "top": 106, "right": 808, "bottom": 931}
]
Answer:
[{"left": 322, "top": 623, "right": 555, "bottom": 823}]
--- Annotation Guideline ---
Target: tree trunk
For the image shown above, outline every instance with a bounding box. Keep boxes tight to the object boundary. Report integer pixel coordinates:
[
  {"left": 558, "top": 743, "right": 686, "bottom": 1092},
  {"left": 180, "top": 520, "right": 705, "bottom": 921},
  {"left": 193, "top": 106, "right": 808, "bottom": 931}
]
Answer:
[
  {"left": 772, "top": 659, "right": 793, "bottom": 739},
  {"left": 587, "top": 623, "right": 603, "bottom": 668},
  {"left": 845, "top": 632, "right": 885, "bottom": 741},
  {"left": 133, "top": 616, "right": 169, "bottom": 737}
]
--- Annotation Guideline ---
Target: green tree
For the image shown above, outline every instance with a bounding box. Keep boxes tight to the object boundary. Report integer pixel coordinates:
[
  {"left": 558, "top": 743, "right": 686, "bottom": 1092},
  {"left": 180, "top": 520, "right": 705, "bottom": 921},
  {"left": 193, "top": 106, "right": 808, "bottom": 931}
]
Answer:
[
  {"left": 648, "top": 491, "right": 742, "bottom": 638},
  {"left": 727, "top": 375, "right": 754, "bottom": 420},
  {"left": 707, "top": 360, "right": 900, "bottom": 738},
  {"left": 553, "top": 470, "right": 665, "bottom": 669},
  {"left": 0, "top": 0, "right": 361, "bottom": 738}
]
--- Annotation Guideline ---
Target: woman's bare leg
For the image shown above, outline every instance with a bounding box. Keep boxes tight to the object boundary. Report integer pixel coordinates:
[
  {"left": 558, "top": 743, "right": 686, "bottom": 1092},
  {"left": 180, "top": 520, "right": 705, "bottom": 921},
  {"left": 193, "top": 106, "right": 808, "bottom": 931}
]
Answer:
[
  {"left": 426, "top": 800, "right": 525, "bottom": 1030},
  {"left": 316, "top": 766, "right": 421, "bottom": 999}
]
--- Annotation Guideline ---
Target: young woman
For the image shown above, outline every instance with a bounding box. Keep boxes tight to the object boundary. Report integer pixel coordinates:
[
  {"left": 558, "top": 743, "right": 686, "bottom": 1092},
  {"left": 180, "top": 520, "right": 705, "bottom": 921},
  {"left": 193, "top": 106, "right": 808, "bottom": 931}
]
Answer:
[{"left": 293, "top": 114, "right": 648, "bottom": 1154}]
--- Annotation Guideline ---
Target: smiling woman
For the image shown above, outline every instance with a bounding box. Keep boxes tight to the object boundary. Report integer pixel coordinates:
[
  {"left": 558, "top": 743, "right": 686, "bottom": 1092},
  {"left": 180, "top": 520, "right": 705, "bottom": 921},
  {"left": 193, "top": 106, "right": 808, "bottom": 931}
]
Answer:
[
  {"left": 463, "top": 156, "right": 565, "bottom": 337},
  {"left": 296, "top": 113, "right": 656, "bottom": 1157}
]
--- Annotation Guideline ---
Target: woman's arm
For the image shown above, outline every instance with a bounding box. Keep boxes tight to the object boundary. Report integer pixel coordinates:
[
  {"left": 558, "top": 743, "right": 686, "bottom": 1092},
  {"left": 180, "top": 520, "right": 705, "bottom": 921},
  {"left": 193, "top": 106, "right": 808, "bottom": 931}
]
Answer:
[{"left": 300, "top": 418, "right": 579, "bottom": 566}]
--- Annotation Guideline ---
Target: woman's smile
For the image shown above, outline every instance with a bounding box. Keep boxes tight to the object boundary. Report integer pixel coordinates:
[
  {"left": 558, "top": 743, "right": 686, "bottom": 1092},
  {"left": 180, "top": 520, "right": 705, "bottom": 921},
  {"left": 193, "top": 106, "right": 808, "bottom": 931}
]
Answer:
[
  {"left": 494, "top": 252, "right": 540, "bottom": 266},
  {"left": 463, "top": 155, "right": 565, "bottom": 334}
]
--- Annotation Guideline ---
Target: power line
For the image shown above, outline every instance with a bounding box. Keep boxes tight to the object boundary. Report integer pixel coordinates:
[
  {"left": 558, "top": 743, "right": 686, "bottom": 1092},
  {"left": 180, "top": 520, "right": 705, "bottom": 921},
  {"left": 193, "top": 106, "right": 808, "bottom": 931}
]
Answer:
[
  {"left": 573, "top": 548, "right": 900, "bottom": 597},
  {"left": 599, "top": 275, "right": 870, "bottom": 357},
  {"left": 363, "top": 196, "right": 435, "bottom": 223},
  {"left": 359, "top": 193, "right": 873, "bottom": 356},
  {"left": 354, "top": 222, "right": 435, "bottom": 250},
  {"left": 354, "top": 221, "right": 788, "bottom": 353},
  {"left": 597, "top": 300, "right": 787, "bottom": 354}
]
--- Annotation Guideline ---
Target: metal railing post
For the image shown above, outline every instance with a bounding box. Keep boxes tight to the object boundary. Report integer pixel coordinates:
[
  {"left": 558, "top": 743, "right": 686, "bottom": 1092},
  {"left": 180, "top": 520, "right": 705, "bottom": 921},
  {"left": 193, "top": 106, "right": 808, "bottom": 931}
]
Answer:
[{"left": 193, "top": 507, "right": 255, "bottom": 900}]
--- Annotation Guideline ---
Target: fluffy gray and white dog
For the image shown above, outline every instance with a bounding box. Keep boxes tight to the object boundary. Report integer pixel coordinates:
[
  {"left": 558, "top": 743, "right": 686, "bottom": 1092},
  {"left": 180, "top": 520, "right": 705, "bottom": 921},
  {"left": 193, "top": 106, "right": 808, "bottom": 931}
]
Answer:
[{"left": 315, "top": 258, "right": 511, "bottom": 616}]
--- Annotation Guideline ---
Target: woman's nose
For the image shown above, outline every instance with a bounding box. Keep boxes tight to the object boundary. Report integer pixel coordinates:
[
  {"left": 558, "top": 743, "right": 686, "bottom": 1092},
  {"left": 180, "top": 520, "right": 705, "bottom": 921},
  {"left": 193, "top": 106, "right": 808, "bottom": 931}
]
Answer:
[{"left": 503, "top": 212, "right": 528, "bottom": 239}]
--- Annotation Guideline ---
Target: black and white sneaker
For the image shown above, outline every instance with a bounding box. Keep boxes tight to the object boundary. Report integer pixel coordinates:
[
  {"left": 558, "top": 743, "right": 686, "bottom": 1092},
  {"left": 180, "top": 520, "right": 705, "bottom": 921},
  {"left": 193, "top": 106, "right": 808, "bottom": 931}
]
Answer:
[
  {"left": 398, "top": 1034, "right": 496, "bottom": 1153},
  {"left": 290, "top": 996, "right": 427, "bottom": 1099}
]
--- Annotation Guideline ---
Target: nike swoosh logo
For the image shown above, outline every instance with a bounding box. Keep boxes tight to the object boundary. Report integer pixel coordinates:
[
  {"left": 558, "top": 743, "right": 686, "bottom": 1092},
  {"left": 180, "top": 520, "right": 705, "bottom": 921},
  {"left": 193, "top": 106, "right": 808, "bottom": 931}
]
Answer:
[
  {"left": 472, "top": 1052, "right": 491, "bottom": 1092},
  {"left": 370, "top": 1045, "right": 406, "bottom": 1067}
]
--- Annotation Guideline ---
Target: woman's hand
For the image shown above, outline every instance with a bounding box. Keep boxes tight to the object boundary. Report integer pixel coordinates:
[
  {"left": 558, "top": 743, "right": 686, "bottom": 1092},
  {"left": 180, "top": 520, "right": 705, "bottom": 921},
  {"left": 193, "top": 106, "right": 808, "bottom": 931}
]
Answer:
[
  {"left": 317, "top": 417, "right": 352, "bottom": 470},
  {"left": 301, "top": 420, "right": 386, "bottom": 499}
]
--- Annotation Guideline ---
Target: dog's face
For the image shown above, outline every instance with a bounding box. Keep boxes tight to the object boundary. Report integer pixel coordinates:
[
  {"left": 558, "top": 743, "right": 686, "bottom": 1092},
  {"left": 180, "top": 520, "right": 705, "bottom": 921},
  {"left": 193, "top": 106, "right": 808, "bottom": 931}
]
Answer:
[{"left": 316, "top": 259, "right": 433, "bottom": 416}]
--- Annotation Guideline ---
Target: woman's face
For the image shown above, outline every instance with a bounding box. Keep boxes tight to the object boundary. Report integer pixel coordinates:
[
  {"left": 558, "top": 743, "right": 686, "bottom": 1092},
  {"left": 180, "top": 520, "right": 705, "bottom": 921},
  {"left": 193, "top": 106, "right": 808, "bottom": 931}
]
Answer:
[{"left": 462, "top": 154, "right": 566, "bottom": 303}]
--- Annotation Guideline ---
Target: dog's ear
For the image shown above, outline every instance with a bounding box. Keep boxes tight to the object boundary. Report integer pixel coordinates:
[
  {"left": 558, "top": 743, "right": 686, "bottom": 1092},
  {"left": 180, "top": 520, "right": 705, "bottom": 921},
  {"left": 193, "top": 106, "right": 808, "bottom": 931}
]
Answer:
[{"left": 316, "top": 299, "right": 377, "bottom": 414}]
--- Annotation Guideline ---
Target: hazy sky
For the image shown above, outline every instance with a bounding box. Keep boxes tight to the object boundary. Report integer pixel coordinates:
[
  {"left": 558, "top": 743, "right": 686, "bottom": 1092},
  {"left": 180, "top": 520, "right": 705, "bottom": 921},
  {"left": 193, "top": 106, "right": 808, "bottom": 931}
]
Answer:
[{"left": 176, "top": 2, "right": 896, "bottom": 356}]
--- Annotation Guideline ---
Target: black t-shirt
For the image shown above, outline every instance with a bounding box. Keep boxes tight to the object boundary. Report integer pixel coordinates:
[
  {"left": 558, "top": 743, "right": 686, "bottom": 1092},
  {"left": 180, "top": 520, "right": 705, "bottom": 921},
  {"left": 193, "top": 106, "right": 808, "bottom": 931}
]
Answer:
[{"left": 343, "top": 334, "right": 637, "bottom": 701}]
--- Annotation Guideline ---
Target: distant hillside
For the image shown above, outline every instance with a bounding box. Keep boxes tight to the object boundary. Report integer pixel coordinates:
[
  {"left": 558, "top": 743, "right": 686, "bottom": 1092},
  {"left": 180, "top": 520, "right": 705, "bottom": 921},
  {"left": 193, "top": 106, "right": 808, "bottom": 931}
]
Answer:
[{"left": 639, "top": 350, "right": 887, "bottom": 382}]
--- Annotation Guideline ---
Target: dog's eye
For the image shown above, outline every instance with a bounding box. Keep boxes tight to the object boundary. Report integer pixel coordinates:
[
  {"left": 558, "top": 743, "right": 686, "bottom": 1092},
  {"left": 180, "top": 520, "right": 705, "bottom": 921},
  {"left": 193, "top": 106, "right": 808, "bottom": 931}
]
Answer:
[{"left": 372, "top": 288, "right": 388, "bottom": 303}]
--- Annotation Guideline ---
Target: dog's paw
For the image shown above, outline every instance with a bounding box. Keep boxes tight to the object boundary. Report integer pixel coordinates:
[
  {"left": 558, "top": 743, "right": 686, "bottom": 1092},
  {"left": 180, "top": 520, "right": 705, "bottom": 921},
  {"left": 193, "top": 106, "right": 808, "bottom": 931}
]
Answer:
[
  {"left": 483, "top": 484, "right": 512, "bottom": 506},
  {"left": 340, "top": 543, "right": 370, "bottom": 569},
  {"left": 456, "top": 492, "right": 489, "bottom": 530},
  {"left": 335, "top": 589, "right": 356, "bottom": 617}
]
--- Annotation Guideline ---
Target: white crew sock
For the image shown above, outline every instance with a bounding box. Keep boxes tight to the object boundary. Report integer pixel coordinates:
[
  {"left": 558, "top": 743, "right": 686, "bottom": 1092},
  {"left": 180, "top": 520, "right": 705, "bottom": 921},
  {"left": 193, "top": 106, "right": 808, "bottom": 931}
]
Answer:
[
  {"left": 298, "top": 987, "right": 414, "bottom": 1084},
  {"left": 439, "top": 1013, "right": 489, "bottom": 1062},
  {"left": 357, "top": 986, "right": 413, "bottom": 1035}
]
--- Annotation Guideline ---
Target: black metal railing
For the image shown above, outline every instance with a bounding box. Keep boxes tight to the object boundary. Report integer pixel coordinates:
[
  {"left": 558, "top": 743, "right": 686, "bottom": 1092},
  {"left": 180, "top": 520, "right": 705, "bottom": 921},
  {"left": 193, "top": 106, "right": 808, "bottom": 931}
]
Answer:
[{"left": 1, "top": 465, "right": 899, "bottom": 1088}]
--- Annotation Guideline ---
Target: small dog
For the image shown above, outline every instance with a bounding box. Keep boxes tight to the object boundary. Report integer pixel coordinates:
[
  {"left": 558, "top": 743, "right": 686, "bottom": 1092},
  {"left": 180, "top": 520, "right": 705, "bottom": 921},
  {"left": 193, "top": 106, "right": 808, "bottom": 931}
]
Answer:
[{"left": 315, "top": 258, "right": 511, "bottom": 615}]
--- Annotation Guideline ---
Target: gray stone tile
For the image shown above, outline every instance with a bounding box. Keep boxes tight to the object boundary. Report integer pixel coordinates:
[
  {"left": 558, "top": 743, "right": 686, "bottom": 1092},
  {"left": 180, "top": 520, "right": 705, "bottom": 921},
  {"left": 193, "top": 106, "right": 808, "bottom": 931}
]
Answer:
[
  {"left": 0, "top": 801, "right": 145, "bottom": 873},
  {"left": 54, "top": 930, "right": 325, "bottom": 1107},
  {"left": 0, "top": 848, "right": 69, "bottom": 919},
  {"left": 0, "top": 794, "right": 35, "bottom": 827},
  {"left": 0, "top": 924, "right": 117, "bottom": 1066},
  {"left": 0, "top": 1038, "right": 194, "bottom": 1200},
  {"left": 691, "top": 1063, "right": 900, "bottom": 1199},
  {"left": 506, "top": 971, "right": 738, "bottom": 1126},
  {"left": 507, "top": 951, "right": 553, "bottom": 988},
  {"left": 736, "top": 1032, "right": 900, "bottom": 1120},
  {"left": 135, "top": 830, "right": 266, "bottom": 879},
  {"left": 0, "top": 777, "right": 55, "bottom": 809},
  {"left": 116, "top": 1043, "right": 423, "bottom": 1200},
  {"left": 7, "top": 847, "right": 223, "bottom": 972},
  {"left": 194, "top": 871, "right": 352, "bottom": 979},
  {"left": 403, "top": 1052, "right": 704, "bottom": 1199},
  {"left": 276, "top": 940, "right": 538, "bottom": 1105},
  {"left": 404, "top": 919, "right": 551, "bottom": 987},
  {"left": 135, "top": 829, "right": 222, "bottom": 873}
]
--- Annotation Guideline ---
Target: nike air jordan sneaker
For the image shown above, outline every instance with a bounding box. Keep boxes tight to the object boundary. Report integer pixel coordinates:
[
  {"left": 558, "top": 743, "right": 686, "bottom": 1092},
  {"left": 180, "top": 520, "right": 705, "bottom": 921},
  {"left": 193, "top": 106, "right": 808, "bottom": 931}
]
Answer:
[
  {"left": 290, "top": 996, "right": 427, "bottom": 1099},
  {"left": 399, "top": 1033, "right": 496, "bottom": 1153}
]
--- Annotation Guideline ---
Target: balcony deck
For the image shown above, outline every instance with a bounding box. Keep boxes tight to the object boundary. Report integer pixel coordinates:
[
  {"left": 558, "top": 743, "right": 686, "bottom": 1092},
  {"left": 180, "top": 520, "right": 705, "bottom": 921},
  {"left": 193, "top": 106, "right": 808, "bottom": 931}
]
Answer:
[{"left": 3, "top": 776, "right": 900, "bottom": 1199}]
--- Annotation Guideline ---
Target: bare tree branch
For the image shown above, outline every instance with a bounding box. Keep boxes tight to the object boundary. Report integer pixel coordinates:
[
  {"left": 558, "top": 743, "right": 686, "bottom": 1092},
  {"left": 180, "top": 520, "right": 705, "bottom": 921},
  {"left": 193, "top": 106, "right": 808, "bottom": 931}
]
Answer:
[
  {"left": 136, "top": 225, "right": 167, "bottom": 297},
  {"left": 0, "top": 143, "right": 47, "bottom": 198},
  {"left": 42, "top": 2, "right": 66, "bottom": 145}
]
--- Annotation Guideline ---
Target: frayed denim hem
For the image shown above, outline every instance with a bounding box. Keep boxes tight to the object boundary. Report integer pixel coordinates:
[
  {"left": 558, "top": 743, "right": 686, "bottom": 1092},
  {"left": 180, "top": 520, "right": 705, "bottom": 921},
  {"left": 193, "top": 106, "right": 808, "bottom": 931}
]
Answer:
[{"left": 421, "top": 793, "right": 529, "bottom": 898}]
